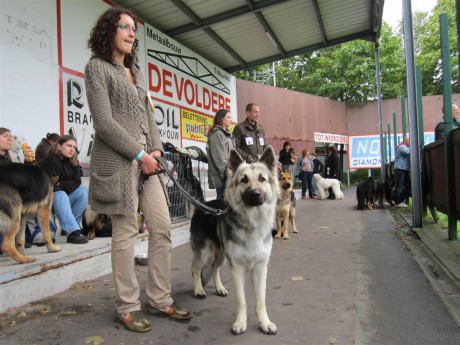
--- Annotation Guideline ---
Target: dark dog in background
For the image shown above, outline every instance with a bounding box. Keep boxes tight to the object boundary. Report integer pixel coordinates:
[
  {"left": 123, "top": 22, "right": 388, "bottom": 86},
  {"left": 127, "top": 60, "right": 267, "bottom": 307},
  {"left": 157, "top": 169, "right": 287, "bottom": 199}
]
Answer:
[
  {"left": 0, "top": 163, "right": 61, "bottom": 263},
  {"left": 356, "top": 176, "right": 394, "bottom": 210},
  {"left": 356, "top": 176, "right": 375, "bottom": 210}
]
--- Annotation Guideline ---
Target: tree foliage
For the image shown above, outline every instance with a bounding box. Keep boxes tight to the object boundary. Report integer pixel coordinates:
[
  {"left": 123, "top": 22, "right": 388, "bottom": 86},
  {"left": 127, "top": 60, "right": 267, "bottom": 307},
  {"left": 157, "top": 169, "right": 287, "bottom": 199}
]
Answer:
[{"left": 233, "top": 0, "right": 458, "bottom": 102}]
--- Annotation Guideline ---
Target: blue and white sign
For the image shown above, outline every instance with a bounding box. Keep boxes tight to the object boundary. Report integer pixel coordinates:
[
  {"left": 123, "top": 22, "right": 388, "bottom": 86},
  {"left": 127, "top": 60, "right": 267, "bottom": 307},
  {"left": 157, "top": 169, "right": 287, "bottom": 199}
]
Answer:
[{"left": 348, "top": 132, "right": 435, "bottom": 169}]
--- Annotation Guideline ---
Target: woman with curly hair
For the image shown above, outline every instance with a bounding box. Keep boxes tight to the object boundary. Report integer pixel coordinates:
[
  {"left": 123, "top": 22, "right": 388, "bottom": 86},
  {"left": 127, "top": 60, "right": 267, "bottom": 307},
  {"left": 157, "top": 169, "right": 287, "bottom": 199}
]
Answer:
[
  {"left": 85, "top": 7, "right": 191, "bottom": 333},
  {"left": 37, "top": 135, "right": 89, "bottom": 244}
]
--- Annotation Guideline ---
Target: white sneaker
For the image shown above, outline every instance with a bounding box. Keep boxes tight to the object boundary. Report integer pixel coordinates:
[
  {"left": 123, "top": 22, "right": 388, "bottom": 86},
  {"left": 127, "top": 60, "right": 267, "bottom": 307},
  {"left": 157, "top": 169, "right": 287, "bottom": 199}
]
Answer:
[{"left": 395, "top": 203, "right": 408, "bottom": 208}]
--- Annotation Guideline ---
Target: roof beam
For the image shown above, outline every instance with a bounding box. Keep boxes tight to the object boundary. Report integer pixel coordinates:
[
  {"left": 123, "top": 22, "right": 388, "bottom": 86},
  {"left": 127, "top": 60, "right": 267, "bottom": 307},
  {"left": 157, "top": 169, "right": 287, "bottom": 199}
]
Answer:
[
  {"left": 254, "top": 11, "right": 286, "bottom": 57},
  {"left": 165, "top": 0, "right": 291, "bottom": 37},
  {"left": 311, "top": 0, "right": 327, "bottom": 45},
  {"left": 168, "top": 0, "right": 247, "bottom": 69},
  {"left": 225, "top": 30, "right": 375, "bottom": 73},
  {"left": 203, "top": 28, "right": 247, "bottom": 68}
]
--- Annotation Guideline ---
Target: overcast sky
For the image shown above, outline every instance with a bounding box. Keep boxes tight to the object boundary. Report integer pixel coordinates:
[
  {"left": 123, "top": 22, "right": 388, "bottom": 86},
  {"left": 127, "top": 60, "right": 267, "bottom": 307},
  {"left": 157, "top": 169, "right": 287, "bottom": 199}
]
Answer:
[{"left": 383, "top": 0, "right": 438, "bottom": 27}]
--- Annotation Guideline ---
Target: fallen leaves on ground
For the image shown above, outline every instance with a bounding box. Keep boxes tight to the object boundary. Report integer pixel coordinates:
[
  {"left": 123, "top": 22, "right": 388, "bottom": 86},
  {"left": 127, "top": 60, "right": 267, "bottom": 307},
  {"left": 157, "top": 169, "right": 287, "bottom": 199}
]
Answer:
[{"left": 85, "top": 335, "right": 104, "bottom": 345}]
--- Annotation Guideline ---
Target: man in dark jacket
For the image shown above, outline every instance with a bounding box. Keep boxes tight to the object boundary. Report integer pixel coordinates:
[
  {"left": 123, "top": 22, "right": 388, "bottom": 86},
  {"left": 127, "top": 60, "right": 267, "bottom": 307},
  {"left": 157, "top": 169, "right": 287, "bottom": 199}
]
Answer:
[
  {"left": 233, "top": 103, "right": 266, "bottom": 163},
  {"left": 434, "top": 103, "right": 460, "bottom": 140},
  {"left": 325, "top": 145, "right": 341, "bottom": 199}
]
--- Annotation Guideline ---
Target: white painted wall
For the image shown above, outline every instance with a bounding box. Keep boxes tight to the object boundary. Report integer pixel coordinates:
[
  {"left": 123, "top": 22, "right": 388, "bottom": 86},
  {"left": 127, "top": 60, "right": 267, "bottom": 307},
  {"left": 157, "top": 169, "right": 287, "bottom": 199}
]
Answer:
[{"left": 1, "top": 0, "right": 237, "bottom": 164}]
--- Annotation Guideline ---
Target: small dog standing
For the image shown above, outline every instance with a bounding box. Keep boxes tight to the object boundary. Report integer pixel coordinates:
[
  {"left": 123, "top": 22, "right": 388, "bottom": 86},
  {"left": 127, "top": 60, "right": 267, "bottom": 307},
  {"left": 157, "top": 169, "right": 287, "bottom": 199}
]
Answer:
[
  {"left": 313, "top": 173, "right": 344, "bottom": 200},
  {"left": 190, "top": 146, "right": 279, "bottom": 335},
  {"left": 0, "top": 163, "right": 61, "bottom": 263},
  {"left": 275, "top": 171, "right": 298, "bottom": 239}
]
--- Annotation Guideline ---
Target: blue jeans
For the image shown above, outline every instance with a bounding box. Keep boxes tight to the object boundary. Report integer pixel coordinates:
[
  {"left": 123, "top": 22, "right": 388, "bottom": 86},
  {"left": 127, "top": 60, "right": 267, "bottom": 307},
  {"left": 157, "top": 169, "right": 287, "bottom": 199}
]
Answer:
[
  {"left": 53, "top": 186, "right": 88, "bottom": 234},
  {"left": 394, "top": 169, "right": 409, "bottom": 204},
  {"left": 301, "top": 171, "right": 314, "bottom": 197}
]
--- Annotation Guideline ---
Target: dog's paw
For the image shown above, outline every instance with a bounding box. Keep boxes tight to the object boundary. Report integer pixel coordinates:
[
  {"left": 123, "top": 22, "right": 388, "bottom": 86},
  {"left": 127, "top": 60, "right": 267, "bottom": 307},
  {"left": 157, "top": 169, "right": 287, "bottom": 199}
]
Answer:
[
  {"left": 194, "top": 290, "right": 207, "bottom": 299},
  {"left": 216, "top": 287, "right": 228, "bottom": 297},
  {"left": 260, "top": 321, "right": 277, "bottom": 335},
  {"left": 47, "top": 244, "right": 62, "bottom": 253},
  {"left": 231, "top": 321, "right": 247, "bottom": 335},
  {"left": 17, "top": 255, "right": 36, "bottom": 264}
]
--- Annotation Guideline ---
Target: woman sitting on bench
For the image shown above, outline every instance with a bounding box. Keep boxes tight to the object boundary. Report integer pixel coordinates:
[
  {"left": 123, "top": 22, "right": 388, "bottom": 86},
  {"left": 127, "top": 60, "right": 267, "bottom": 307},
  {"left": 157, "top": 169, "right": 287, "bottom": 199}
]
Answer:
[{"left": 37, "top": 135, "right": 89, "bottom": 244}]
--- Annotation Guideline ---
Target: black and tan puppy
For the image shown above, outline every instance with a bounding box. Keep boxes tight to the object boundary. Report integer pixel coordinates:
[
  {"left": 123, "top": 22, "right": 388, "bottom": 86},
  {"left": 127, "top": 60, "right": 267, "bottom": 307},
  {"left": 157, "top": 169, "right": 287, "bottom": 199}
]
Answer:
[
  {"left": 275, "top": 171, "right": 298, "bottom": 239},
  {"left": 0, "top": 163, "right": 61, "bottom": 263},
  {"left": 82, "top": 206, "right": 112, "bottom": 239}
]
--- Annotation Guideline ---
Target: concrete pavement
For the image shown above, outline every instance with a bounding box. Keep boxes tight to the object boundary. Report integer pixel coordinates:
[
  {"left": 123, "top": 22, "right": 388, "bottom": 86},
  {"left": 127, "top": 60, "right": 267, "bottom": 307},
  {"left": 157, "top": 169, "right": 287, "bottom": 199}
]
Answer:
[{"left": 0, "top": 186, "right": 459, "bottom": 345}]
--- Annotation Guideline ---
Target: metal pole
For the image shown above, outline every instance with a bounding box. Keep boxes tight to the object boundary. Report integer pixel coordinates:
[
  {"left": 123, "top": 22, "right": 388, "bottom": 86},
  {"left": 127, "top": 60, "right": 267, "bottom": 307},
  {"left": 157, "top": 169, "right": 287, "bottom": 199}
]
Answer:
[
  {"left": 403, "top": 0, "right": 423, "bottom": 228},
  {"left": 387, "top": 124, "right": 392, "bottom": 164},
  {"left": 383, "top": 134, "right": 387, "bottom": 165},
  {"left": 375, "top": 44, "right": 385, "bottom": 178},
  {"left": 416, "top": 65, "right": 425, "bottom": 146},
  {"left": 393, "top": 113, "right": 398, "bottom": 159},
  {"left": 401, "top": 95, "right": 407, "bottom": 139},
  {"left": 440, "top": 13, "right": 458, "bottom": 240}
]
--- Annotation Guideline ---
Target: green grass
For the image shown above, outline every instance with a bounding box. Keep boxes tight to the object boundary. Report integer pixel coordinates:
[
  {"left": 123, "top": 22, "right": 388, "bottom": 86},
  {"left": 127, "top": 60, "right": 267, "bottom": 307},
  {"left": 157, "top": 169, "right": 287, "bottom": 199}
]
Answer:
[{"left": 408, "top": 198, "right": 460, "bottom": 238}]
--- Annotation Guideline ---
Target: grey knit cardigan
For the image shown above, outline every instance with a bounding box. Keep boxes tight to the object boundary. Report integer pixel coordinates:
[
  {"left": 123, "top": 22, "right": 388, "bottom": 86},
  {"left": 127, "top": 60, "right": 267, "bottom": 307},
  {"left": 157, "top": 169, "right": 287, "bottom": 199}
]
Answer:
[{"left": 85, "top": 56, "right": 164, "bottom": 215}]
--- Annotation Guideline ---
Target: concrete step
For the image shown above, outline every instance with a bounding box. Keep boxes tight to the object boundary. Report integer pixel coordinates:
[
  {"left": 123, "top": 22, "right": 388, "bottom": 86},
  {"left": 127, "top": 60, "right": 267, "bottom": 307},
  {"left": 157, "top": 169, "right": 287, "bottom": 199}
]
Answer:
[{"left": 0, "top": 222, "right": 191, "bottom": 313}]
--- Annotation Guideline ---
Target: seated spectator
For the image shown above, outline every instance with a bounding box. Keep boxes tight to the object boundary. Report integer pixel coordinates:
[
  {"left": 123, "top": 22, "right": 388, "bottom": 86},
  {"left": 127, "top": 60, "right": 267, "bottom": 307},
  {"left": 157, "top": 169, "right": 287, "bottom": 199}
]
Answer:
[
  {"left": 37, "top": 135, "right": 89, "bottom": 244},
  {"left": 0, "top": 127, "right": 35, "bottom": 164},
  {"left": 35, "top": 132, "right": 60, "bottom": 162}
]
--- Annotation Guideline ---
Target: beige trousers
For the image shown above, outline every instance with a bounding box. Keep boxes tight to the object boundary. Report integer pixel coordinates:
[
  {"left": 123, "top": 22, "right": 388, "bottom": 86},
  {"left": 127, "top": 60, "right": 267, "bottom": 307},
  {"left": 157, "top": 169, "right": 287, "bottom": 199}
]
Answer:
[{"left": 111, "top": 161, "right": 173, "bottom": 315}]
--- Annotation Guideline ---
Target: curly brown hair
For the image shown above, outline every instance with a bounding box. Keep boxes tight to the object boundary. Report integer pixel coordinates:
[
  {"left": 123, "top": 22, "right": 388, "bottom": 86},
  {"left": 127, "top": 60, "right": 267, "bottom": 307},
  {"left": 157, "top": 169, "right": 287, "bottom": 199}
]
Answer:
[{"left": 88, "top": 7, "right": 138, "bottom": 67}]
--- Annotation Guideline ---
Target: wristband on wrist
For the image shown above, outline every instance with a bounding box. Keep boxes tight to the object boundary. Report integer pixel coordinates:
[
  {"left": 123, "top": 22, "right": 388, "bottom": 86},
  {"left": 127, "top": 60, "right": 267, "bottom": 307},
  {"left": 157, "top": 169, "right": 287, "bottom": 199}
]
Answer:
[{"left": 135, "top": 150, "right": 145, "bottom": 161}]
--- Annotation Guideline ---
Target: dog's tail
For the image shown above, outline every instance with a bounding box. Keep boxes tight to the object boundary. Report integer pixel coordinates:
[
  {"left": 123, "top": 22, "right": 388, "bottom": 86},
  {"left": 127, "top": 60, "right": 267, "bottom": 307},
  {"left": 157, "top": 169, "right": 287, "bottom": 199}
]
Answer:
[{"left": 200, "top": 262, "right": 212, "bottom": 287}]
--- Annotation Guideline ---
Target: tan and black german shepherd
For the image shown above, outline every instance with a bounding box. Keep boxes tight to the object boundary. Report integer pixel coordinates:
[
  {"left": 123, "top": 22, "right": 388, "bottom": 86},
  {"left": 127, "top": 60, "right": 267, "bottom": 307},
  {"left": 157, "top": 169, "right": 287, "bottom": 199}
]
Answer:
[
  {"left": 190, "top": 146, "right": 279, "bottom": 335},
  {"left": 0, "top": 163, "right": 61, "bottom": 263},
  {"left": 274, "top": 171, "right": 298, "bottom": 239}
]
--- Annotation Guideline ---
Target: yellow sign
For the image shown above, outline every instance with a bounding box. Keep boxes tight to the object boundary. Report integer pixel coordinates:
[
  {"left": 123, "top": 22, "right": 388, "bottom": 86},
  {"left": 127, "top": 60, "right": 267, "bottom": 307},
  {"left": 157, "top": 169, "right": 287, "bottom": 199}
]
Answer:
[{"left": 181, "top": 109, "right": 213, "bottom": 142}]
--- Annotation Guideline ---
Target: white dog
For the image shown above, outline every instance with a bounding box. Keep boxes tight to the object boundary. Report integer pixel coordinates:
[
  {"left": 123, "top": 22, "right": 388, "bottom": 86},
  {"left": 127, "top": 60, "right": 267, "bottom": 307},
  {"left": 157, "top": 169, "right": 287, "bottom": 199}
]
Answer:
[{"left": 313, "top": 173, "right": 344, "bottom": 200}]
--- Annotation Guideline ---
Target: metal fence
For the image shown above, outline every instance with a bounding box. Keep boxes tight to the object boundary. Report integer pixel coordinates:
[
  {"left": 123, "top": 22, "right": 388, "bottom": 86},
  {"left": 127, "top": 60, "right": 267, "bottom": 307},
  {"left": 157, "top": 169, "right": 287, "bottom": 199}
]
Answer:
[{"left": 161, "top": 151, "right": 208, "bottom": 224}]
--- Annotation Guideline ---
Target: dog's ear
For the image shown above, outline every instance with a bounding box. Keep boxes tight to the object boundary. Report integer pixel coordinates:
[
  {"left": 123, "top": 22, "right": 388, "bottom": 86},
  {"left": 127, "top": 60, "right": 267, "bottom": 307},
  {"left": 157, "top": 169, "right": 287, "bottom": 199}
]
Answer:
[
  {"left": 259, "top": 146, "right": 276, "bottom": 174},
  {"left": 228, "top": 149, "right": 244, "bottom": 175}
]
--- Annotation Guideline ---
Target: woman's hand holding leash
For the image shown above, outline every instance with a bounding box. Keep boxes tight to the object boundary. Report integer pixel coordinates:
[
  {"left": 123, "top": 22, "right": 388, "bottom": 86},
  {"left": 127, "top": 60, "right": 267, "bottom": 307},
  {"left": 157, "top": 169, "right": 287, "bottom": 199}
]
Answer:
[{"left": 138, "top": 152, "right": 160, "bottom": 175}]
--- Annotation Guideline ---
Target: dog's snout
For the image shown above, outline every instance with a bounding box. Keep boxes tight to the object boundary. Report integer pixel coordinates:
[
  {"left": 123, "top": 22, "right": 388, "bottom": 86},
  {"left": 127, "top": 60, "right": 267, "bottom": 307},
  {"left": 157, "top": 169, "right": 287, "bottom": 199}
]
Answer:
[
  {"left": 242, "top": 189, "right": 265, "bottom": 206},
  {"left": 282, "top": 182, "right": 292, "bottom": 189}
]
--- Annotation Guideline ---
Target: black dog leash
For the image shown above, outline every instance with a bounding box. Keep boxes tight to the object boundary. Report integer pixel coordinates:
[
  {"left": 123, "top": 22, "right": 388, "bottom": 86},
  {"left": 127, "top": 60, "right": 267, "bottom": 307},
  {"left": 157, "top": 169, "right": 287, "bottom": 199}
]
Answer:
[{"left": 138, "top": 156, "right": 227, "bottom": 216}]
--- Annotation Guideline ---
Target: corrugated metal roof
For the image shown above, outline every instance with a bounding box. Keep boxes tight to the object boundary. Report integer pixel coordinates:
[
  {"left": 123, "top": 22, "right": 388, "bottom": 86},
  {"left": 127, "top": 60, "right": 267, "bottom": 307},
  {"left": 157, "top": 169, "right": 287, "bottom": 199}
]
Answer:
[{"left": 113, "top": 0, "right": 384, "bottom": 72}]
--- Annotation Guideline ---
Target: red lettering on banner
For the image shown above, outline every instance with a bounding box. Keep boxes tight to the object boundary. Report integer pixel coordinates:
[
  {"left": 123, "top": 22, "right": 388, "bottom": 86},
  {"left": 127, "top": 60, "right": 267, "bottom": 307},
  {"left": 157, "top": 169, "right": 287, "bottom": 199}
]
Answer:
[
  {"left": 148, "top": 64, "right": 161, "bottom": 93},
  {"left": 211, "top": 92, "right": 218, "bottom": 113},
  {"left": 147, "top": 63, "right": 231, "bottom": 113},
  {"left": 203, "top": 87, "right": 210, "bottom": 110},
  {"left": 184, "top": 79, "right": 194, "bottom": 105},
  {"left": 163, "top": 69, "right": 173, "bottom": 98},
  {"left": 174, "top": 74, "right": 184, "bottom": 100},
  {"left": 218, "top": 94, "right": 225, "bottom": 109},
  {"left": 195, "top": 84, "right": 203, "bottom": 108}
]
